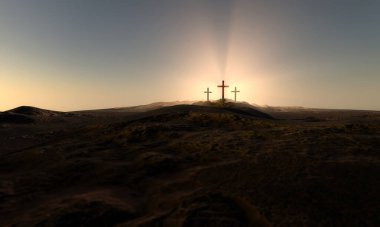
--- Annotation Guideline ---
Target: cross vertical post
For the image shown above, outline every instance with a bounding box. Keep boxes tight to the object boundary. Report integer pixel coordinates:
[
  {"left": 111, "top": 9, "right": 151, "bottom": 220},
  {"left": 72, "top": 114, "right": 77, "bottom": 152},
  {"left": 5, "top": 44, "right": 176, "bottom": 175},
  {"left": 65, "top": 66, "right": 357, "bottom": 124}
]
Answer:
[
  {"left": 204, "top": 87, "right": 212, "bottom": 102},
  {"left": 231, "top": 86, "right": 240, "bottom": 102},
  {"left": 217, "top": 80, "right": 229, "bottom": 102}
]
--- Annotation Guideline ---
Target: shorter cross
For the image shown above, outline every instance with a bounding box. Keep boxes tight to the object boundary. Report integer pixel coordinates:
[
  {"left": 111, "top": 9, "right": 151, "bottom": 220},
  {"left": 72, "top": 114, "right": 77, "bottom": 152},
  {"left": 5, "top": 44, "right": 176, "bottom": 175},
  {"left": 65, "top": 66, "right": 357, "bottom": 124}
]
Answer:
[
  {"left": 204, "top": 87, "right": 212, "bottom": 102},
  {"left": 231, "top": 86, "right": 240, "bottom": 102}
]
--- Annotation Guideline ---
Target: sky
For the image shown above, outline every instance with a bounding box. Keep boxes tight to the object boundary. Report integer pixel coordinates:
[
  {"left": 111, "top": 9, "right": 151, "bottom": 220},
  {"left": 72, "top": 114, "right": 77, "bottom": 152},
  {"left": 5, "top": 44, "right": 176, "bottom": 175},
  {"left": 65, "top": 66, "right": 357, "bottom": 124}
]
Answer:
[{"left": 1, "top": 0, "right": 379, "bottom": 111}]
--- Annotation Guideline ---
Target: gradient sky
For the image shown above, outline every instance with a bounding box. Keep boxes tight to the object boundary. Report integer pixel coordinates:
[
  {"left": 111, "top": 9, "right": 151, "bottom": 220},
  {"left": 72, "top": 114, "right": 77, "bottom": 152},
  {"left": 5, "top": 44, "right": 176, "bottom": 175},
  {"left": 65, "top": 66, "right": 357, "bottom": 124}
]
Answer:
[{"left": 1, "top": 0, "right": 379, "bottom": 111}]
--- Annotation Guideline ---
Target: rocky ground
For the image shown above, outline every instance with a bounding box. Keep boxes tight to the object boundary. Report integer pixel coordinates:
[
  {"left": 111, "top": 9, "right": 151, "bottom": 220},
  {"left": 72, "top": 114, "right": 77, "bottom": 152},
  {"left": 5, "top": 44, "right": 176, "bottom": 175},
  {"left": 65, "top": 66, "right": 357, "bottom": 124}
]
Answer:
[{"left": 0, "top": 104, "right": 379, "bottom": 226}]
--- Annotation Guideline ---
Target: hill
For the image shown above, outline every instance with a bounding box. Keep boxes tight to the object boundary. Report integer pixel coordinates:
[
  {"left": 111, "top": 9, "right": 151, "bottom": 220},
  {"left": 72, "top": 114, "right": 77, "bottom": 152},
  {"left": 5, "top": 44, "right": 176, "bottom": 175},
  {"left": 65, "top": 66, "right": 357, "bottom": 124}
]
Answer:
[
  {"left": 135, "top": 103, "right": 273, "bottom": 120},
  {"left": 6, "top": 106, "right": 62, "bottom": 116},
  {"left": 0, "top": 106, "right": 72, "bottom": 124},
  {"left": 0, "top": 103, "right": 379, "bottom": 226}
]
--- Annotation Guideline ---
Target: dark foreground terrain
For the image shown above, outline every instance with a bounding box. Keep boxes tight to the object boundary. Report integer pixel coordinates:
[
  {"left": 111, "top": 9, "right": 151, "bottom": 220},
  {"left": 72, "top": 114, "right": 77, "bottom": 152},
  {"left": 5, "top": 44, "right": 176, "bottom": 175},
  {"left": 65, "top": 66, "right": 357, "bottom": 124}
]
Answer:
[{"left": 0, "top": 103, "right": 379, "bottom": 226}]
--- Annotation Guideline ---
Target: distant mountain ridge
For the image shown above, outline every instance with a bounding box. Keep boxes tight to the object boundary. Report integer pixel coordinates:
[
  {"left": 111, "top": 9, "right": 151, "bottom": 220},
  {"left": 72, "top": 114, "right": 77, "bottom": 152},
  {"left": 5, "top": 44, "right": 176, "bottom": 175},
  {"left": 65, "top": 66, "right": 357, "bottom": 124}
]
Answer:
[{"left": 75, "top": 101, "right": 195, "bottom": 113}]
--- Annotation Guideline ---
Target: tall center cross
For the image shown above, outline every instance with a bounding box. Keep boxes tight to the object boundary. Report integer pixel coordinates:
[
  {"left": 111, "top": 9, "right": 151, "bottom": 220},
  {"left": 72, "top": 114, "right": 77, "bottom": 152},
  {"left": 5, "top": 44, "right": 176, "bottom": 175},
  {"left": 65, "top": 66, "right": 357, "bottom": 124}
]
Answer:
[
  {"left": 204, "top": 87, "right": 212, "bottom": 102},
  {"left": 231, "top": 86, "right": 240, "bottom": 102},
  {"left": 217, "top": 80, "right": 229, "bottom": 102}
]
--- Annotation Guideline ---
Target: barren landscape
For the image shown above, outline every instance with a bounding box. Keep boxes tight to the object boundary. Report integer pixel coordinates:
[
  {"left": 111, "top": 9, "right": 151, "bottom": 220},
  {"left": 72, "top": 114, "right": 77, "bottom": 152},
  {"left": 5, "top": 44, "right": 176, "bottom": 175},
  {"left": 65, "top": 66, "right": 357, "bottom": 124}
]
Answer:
[{"left": 0, "top": 103, "right": 379, "bottom": 226}]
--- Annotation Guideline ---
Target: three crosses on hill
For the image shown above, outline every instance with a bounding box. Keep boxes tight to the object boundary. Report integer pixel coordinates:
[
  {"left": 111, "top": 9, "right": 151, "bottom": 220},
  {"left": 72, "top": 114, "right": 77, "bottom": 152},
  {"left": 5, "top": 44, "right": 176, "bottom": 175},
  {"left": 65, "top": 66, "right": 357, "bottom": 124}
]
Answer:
[{"left": 204, "top": 80, "right": 240, "bottom": 102}]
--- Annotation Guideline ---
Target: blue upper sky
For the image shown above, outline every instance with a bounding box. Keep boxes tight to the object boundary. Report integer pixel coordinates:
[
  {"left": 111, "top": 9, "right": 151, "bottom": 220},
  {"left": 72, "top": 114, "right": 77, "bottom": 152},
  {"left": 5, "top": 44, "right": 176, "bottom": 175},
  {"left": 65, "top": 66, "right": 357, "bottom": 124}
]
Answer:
[{"left": 1, "top": 0, "right": 379, "bottom": 110}]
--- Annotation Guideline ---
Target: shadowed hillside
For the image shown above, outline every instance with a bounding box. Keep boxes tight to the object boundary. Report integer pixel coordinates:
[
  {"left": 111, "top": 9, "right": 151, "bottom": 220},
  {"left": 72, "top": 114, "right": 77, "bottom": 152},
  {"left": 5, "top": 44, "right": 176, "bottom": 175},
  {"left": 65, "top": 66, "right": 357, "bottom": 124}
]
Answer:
[
  {"left": 0, "top": 112, "right": 35, "bottom": 124},
  {"left": 0, "top": 106, "right": 77, "bottom": 125},
  {"left": 0, "top": 104, "right": 379, "bottom": 226},
  {"left": 6, "top": 106, "right": 62, "bottom": 116}
]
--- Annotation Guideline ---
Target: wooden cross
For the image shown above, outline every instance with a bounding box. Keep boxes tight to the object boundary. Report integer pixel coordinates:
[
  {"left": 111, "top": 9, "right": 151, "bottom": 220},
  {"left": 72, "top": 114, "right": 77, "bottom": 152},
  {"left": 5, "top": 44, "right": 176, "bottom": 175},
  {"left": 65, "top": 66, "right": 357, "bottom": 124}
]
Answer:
[
  {"left": 217, "top": 80, "right": 229, "bottom": 102},
  {"left": 204, "top": 87, "right": 212, "bottom": 102},
  {"left": 231, "top": 86, "right": 240, "bottom": 102}
]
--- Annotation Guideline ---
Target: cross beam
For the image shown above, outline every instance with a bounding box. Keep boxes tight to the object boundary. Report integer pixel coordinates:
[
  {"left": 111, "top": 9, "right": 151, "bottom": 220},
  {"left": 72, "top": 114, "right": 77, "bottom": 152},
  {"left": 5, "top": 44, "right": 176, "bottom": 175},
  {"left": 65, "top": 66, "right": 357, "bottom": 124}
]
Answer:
[
  {"left": 231, "top": 86, "right": 240, "bottom": 102},
  {"left": 204, "top": 87, "right": 212, "bottom": 102},
  {"left": 217, "top": 80, "right": 229, "bottom": 102}
]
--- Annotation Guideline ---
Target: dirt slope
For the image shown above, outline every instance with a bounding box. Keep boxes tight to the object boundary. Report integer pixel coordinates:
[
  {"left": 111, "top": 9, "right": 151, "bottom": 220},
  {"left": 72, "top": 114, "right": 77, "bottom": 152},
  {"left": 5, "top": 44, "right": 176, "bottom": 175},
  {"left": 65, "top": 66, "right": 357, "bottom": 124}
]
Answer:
[{"left": 0, "top": 104, "right": 379, "bottom": 226}]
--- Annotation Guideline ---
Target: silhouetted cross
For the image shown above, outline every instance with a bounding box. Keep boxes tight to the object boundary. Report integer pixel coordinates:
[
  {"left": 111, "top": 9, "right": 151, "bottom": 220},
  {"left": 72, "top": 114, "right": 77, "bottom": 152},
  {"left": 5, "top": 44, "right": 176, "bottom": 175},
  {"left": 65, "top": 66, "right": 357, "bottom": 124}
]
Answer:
[
  {"left": 231, "top": 86, "right": 240, "bottom": 102},
  {"left": 217, "top": 80, "right": 229, "bottom": 102},
  {"left": 204, "top": 87, "right": 212, "bottom": 102}
]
